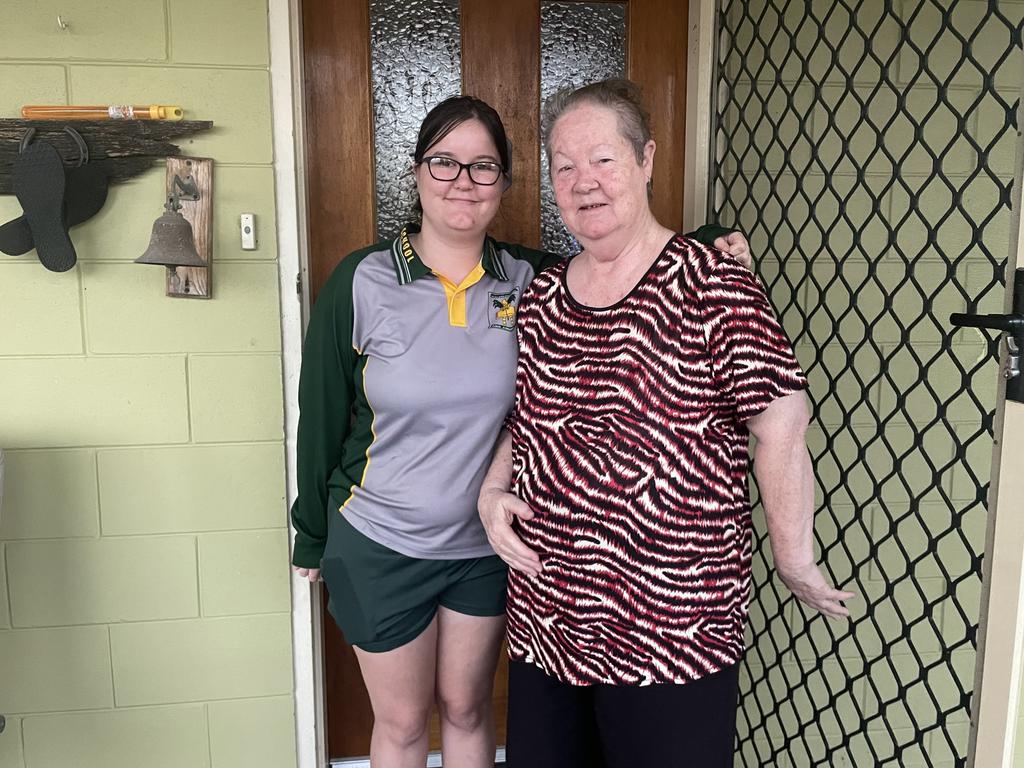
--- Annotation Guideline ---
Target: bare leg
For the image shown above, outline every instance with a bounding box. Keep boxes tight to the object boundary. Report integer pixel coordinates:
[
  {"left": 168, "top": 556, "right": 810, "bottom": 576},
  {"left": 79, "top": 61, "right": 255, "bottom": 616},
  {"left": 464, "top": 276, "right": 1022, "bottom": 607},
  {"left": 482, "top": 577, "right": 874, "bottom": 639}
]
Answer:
[
  {"left": 434, "top": 607, "right": 507, "bottom": 768},
  {"left": 354, "top": 617, "right": 439, "bottom": 768}
]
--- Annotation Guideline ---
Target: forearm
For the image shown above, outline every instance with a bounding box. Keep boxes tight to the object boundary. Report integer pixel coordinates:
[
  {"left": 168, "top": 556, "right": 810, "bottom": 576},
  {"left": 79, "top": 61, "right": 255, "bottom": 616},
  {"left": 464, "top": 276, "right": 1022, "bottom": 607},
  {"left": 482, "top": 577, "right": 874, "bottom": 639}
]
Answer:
[
  {"left": 479, "top": 429, "right": 515, "bottom": 497},
  {"left": 753, "top": 432, "right": 816, "bottom": 572}
]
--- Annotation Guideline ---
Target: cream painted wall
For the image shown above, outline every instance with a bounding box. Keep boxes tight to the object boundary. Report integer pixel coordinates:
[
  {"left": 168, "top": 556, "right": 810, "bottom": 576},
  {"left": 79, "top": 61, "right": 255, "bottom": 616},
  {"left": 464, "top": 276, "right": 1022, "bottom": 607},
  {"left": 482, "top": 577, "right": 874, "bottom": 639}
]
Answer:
[{"left": 0, "top": 2, "right": 297, "bottom": 767}]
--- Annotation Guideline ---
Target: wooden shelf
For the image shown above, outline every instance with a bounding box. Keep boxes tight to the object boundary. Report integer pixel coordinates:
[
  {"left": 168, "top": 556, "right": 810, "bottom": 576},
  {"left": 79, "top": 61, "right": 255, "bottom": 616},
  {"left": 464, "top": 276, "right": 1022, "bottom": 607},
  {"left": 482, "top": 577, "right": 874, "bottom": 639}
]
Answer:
[{"left": 0, "top": 119, "right": 213, "bottom": 194}]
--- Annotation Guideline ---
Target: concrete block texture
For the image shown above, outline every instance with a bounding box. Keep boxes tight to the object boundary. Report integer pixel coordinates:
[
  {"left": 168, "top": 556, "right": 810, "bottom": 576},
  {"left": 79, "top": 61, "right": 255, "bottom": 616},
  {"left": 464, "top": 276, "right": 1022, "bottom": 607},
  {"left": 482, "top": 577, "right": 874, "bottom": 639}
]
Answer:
[
  {"left": 0, "top": 1, "right": 166, "bottom": 61},
  {"left": 0, "top": 64, "right": 66, "bottom": 116},
  {"left": 188, "top": 355, "right": 285, "bottom": 443},
  {"left": 170, "top": 0, "right": 270, "bottom": 66},
  {"left": 69, "top": 66, "right": 273, "bottom": 164},
  {"left": 0, "top": 450, "right": 100, "bottom": 540},
  {"left": 110, "top": 614, "right": 293, "bottom": 706},
  {"left": 0, "top": 356, "right": 190, "bottom": 449},
  {"left": 0, "top": 548, "right": 8, "bottom": 630},
  {"left": 21, "top": 705, "right": 209, "bottom": 768},
  {"left": 0, "top": 264, "right": 83, "bottom": 355},
  {"left": 0, "top": 714, "right": 24, "bottom": 766},
  {"left": 208, "top": 697, "right": 298, "bottom": 768},
  {"left": 7, "top": 536, "right": 199, "bottom": 627},
  {"left": 83, "top": 263, "right": 282, "bottom": 354},
  {"left": 98, "top": 444, "right": 286, "bottom": 535},
  {"left": 0, "top": 626, "right": 113, "bottom": 713},
  {"left": 199, "top": 530, "right": 291, "bottom": 616}
]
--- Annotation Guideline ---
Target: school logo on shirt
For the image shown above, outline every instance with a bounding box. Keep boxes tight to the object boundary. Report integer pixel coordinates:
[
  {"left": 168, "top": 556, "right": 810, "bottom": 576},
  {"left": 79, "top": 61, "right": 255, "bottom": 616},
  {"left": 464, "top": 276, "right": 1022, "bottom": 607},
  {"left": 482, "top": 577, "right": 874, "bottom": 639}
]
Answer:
[{"left": 489, "top": 288, "right": 519, "bottom": 331}]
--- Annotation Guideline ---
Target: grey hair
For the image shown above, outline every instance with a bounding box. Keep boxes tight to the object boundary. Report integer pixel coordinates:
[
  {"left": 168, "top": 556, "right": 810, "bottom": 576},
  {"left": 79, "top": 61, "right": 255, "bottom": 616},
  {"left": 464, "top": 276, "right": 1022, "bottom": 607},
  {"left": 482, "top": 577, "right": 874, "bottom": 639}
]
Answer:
[{"left": 540, "top": 78, "right": 653, "bottom": 168}]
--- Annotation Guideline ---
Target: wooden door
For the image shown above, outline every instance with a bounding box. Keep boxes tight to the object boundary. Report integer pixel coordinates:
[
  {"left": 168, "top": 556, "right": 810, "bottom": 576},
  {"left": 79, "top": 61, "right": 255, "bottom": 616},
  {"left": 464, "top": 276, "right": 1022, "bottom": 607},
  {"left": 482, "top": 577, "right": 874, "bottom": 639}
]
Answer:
[{"left": 300, "top": 0, "right": 691, "bottom": 759}]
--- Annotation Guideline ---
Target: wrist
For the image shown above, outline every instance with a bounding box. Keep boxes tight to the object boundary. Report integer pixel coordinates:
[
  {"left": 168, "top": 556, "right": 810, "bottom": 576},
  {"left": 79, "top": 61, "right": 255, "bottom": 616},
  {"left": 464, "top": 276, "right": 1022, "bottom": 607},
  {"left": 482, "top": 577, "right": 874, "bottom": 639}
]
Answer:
[
  {"left": 774, "top": 556, "right": 815, "bottom": 573},
  {"left": 479, "top": 484, "right": 509, "bottom": 501}
]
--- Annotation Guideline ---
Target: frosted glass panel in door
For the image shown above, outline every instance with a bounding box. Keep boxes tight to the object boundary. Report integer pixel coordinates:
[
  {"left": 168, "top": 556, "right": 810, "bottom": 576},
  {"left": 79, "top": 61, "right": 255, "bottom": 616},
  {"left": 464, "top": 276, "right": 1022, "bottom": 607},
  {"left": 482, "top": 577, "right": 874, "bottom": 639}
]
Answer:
[
  {"left": 371, "top": 0, "right": 461, "bottom": 240},
  {"left": 540, "top": 2, "right": 627, "bottom": 256}
]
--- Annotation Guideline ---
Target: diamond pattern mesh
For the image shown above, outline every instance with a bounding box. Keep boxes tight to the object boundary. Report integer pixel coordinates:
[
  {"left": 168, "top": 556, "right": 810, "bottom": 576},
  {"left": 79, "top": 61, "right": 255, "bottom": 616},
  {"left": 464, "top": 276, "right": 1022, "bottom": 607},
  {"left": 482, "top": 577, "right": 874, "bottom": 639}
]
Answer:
[{"left": 710, "top": 1, "right": 1022, "bottom": 765}]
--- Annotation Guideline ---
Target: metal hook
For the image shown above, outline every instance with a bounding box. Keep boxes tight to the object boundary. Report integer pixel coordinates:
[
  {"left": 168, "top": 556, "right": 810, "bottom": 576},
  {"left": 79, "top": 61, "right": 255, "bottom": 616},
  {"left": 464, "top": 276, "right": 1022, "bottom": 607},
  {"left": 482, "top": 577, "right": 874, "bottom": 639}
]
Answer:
[
  {"left": 56, "top": 15, "right": 69, "bottom": 31},
  {"left": 19, "top": 127, "right": 36, "bottom": 154},
  {"left": 63, "top": 126, "right": 89, "bottom": 167},
  {"left": 18, "top": 126, "right": 89, "bottom": 167}
]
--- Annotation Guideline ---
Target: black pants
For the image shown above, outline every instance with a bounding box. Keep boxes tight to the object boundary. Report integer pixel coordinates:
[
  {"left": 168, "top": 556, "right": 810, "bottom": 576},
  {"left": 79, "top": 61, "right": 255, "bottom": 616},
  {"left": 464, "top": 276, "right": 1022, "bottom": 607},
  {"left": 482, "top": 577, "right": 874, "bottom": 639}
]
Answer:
[{"left": 506, "top": 660, "right": 740, "bottom": 768}]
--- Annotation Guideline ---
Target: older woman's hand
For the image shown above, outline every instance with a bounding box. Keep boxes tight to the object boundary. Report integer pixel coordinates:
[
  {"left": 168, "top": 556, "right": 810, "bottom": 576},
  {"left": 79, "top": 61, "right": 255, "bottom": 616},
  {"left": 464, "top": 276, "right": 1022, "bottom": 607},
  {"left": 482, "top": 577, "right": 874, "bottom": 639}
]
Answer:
[
  {"left": 292, "top": 565, "right": 321, "bottom": 583},
  {"left": 714, "top": 231, "right": 753, "bottom": 271},
  {"left": 776, "top": 561, "right": 855, "bottom": 619},
  {"left": 478, "top": 488, "right": 542, "bottom": 576}
]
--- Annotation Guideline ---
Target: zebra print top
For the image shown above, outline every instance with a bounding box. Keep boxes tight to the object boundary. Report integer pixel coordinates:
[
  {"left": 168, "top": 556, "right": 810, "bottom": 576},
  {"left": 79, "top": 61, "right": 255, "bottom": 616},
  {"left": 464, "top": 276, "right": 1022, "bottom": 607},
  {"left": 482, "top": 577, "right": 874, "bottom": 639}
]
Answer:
[{"left": 504, "top": 233, "right": 807, "bottom": 686}]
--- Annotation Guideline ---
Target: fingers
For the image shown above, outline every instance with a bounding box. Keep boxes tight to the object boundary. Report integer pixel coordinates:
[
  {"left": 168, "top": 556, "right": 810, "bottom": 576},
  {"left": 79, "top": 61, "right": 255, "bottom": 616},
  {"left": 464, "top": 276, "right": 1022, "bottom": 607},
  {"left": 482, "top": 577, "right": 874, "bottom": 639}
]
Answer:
[
  {"left": 494, "top": 534, "right": 543, "bottom": 576},
  {"left": 797, "top": 585, "right": 855, "bottom": 619},
  {"left": 505, "top": 495, "right": 535, "bottom": 522},
  {"left": 713, "top": 233, "right": 753, "bottom": 270},
  {"left": 479, "top": 493, "right": 543, "bottom": 576},
  {"left": 780, "top": 564, "right": 855, "bottom": 619},
  {"left": 292, "top": 565, "right": 321, "bottom": 583}
]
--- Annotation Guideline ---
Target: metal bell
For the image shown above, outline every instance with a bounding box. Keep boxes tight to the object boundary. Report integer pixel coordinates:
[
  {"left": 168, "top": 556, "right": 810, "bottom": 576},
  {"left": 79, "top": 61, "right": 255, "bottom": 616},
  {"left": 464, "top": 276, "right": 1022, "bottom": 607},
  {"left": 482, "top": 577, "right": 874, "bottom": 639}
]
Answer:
[{"left": 135, "top": 205, "right": 206, "bottom": 269}]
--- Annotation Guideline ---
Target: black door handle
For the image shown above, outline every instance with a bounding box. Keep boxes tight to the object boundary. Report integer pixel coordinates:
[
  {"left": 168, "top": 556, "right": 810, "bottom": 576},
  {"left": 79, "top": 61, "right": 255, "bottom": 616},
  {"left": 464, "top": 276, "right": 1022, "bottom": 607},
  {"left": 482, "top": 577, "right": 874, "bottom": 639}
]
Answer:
[
  {"left": 948, "top": 268, "right": 1024, "bottom": 404},
  {"left": 949, "top": 313, "right": 1024, "bottom": 334}
]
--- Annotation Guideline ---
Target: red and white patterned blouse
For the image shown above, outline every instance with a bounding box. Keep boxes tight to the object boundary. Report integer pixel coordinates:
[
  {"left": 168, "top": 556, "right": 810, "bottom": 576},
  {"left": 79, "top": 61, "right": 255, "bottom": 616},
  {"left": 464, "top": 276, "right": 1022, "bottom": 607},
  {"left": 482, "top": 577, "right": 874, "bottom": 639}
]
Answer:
[{"left": 504, "top": 233, "right": 807, "bottom": 686}]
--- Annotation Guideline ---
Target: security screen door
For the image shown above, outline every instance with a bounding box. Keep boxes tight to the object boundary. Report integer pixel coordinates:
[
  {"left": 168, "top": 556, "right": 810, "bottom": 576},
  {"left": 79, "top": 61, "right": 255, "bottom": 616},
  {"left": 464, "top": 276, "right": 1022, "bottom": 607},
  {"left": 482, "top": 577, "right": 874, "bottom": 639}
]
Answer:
[
  {"left": 300, "top": 0, "right": 692, "bottom": 760},
  {"left": 708, "top": 1, "right": 1023, "bottom": 765}
]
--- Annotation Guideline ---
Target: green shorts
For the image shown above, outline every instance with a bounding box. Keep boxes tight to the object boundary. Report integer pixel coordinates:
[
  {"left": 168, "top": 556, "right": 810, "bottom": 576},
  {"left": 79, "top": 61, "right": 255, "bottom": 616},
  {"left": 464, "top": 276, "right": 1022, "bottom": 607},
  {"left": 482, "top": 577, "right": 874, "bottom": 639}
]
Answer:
[{"left": 320, "top": 512, "right": 508, "bottom": 653}]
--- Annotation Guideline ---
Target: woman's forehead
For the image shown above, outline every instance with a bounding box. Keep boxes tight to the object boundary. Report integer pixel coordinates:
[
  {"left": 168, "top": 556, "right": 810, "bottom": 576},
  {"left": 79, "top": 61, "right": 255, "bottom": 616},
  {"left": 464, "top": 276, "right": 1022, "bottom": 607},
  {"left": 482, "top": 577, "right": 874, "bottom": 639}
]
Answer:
[
  {"left": 551, "top": 105, "right": 627, "bottom": 149},
  {"left": 427, "top": 119, "right": 499, "bottom": 156}
]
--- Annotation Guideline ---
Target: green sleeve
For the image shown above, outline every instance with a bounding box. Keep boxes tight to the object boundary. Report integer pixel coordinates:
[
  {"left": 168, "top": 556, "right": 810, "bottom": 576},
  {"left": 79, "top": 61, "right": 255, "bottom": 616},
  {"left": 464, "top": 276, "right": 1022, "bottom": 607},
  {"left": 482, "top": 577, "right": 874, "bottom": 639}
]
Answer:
[
  {"left": 290, "top": 258, "right": 359, "bottom": 568},
  {"left": 686, "top": 223, "right": 737, "bottom": 246},
  {"left": 499, "top": 241, "right": 563, "bottom": 272}
]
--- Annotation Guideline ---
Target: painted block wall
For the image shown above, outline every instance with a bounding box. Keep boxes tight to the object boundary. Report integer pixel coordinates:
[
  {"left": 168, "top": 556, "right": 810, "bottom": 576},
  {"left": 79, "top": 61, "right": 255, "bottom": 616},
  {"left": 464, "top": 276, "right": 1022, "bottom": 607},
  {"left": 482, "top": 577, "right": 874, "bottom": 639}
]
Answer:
[
  {"left": 719, "top": 1, "right": 1023, "bottom": 766},
  {"left": 0, "top": 2, "right": 296, "bottom": 767},
  {"left": 1017, "top": 671, "right": 1024, "bottom": 767}
]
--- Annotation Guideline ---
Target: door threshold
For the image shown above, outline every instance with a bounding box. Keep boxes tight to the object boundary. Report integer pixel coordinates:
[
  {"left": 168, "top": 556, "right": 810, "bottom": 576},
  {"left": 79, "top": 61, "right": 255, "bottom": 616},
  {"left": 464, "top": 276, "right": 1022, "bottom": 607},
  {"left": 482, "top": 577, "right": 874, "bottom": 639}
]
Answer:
[{"left": 332, "top": 747, "right": 506, "bottom": 767}]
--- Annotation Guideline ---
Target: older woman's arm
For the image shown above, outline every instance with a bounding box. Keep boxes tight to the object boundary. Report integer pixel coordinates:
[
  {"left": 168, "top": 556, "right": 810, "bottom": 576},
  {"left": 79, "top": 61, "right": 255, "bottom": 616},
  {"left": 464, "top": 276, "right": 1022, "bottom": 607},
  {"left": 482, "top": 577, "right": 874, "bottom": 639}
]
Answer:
[
  {"left": 747, "top": 391, "right": 856, "bottom": 619},
  {"left": 478, "top": 431, "right": 543, "bottom": 576}
]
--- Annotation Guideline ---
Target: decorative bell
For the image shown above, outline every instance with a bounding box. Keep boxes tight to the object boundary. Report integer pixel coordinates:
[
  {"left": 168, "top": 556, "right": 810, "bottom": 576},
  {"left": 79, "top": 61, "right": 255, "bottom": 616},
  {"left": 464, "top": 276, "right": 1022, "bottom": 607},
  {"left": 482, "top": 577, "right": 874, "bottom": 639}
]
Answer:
[{"left": 135, "top": 202, "right": 206, "bottom": 269}]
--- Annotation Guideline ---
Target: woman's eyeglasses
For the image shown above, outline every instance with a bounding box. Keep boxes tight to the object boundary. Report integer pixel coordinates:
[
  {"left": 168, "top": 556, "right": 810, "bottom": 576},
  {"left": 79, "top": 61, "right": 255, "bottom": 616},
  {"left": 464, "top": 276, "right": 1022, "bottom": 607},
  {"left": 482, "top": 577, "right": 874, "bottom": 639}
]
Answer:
[{"left": 422, "top": 156, "right": 504, "bottom": 186}]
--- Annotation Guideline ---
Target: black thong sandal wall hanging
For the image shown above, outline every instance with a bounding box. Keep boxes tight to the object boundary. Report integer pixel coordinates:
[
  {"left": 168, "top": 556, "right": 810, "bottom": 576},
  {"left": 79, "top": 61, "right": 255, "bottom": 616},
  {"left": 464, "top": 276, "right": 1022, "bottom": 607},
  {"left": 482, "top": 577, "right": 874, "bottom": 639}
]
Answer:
[
  {"left": 0, "top": 118, "right": 213, "bottom": 272},
  {"left": 0, "top": 127, "right": 108, "bottom": 271}
]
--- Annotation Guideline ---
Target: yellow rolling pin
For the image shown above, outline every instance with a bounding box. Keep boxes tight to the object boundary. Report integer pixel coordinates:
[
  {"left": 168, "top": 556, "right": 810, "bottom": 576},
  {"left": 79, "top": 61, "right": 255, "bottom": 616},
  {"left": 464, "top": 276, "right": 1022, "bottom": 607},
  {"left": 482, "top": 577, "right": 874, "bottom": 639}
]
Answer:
[{"left": 20, "top": 105, "right": 184, "bottom": 120}]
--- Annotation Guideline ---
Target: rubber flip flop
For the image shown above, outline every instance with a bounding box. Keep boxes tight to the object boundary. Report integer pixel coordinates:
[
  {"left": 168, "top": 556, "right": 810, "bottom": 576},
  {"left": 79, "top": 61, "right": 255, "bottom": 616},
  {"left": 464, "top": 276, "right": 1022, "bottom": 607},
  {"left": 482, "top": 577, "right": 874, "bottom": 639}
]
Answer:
[
  {"left": 0, "top": 211, "right": 35, "bottom": 256},
  {"left": 0, "top": 164, "right": 109, "bottom": 257},
  {"left": 12, "top": 141, "right": 77, "bottom": 272}
]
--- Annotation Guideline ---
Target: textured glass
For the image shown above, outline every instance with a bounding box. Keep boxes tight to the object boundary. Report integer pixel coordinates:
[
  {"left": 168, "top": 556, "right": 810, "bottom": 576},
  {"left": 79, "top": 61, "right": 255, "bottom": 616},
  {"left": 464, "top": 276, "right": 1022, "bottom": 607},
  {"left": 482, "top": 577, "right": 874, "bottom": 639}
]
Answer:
[
  {"left": 540, "top": 2, "right": 627, "bottom": 256},
  {"left": 370, "top": 0, "right": 461, "bottom": 240}
]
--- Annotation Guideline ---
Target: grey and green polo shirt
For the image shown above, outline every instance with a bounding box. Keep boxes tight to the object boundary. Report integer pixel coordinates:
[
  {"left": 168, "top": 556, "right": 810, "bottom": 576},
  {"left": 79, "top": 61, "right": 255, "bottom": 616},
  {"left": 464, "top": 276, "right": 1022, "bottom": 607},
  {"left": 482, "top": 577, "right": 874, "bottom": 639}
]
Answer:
[{"left": 290, "top": 224, "right": 559, "bottom": 567}]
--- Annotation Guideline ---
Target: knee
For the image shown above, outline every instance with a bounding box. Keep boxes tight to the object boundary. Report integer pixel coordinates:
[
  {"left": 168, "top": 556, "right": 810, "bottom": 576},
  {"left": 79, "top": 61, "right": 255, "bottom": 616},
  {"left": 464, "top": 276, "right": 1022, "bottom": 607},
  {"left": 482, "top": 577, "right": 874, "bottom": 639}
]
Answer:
[
  {"left": 436, "top": 692, "right": 491, "bottom": 732},
  {"left": 374, "top": 704, "right": 431, "bottom": 748}
]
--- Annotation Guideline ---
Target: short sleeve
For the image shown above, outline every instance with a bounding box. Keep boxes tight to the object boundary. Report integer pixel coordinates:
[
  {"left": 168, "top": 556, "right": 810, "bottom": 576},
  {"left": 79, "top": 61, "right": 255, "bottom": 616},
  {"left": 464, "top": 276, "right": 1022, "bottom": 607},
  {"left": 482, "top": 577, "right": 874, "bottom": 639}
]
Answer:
[{"left": 702, "top": 258, "right": 807, "bottom": 421}]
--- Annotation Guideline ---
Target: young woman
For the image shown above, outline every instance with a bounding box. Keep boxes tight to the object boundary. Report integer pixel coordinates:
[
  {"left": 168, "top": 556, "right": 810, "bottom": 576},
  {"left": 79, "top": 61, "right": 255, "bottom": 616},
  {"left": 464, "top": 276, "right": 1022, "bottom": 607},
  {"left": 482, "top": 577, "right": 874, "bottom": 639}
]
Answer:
[{"left": 291, "top": 94, "right": 750, "bottom": 768}]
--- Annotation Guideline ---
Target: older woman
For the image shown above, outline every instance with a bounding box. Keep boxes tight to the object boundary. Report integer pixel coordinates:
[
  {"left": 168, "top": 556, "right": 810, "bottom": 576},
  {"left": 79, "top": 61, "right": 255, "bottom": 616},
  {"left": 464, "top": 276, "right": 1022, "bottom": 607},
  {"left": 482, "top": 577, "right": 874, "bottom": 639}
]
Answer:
[{"left": 478, "top": 79, "right": 854, "bottom": 767}]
